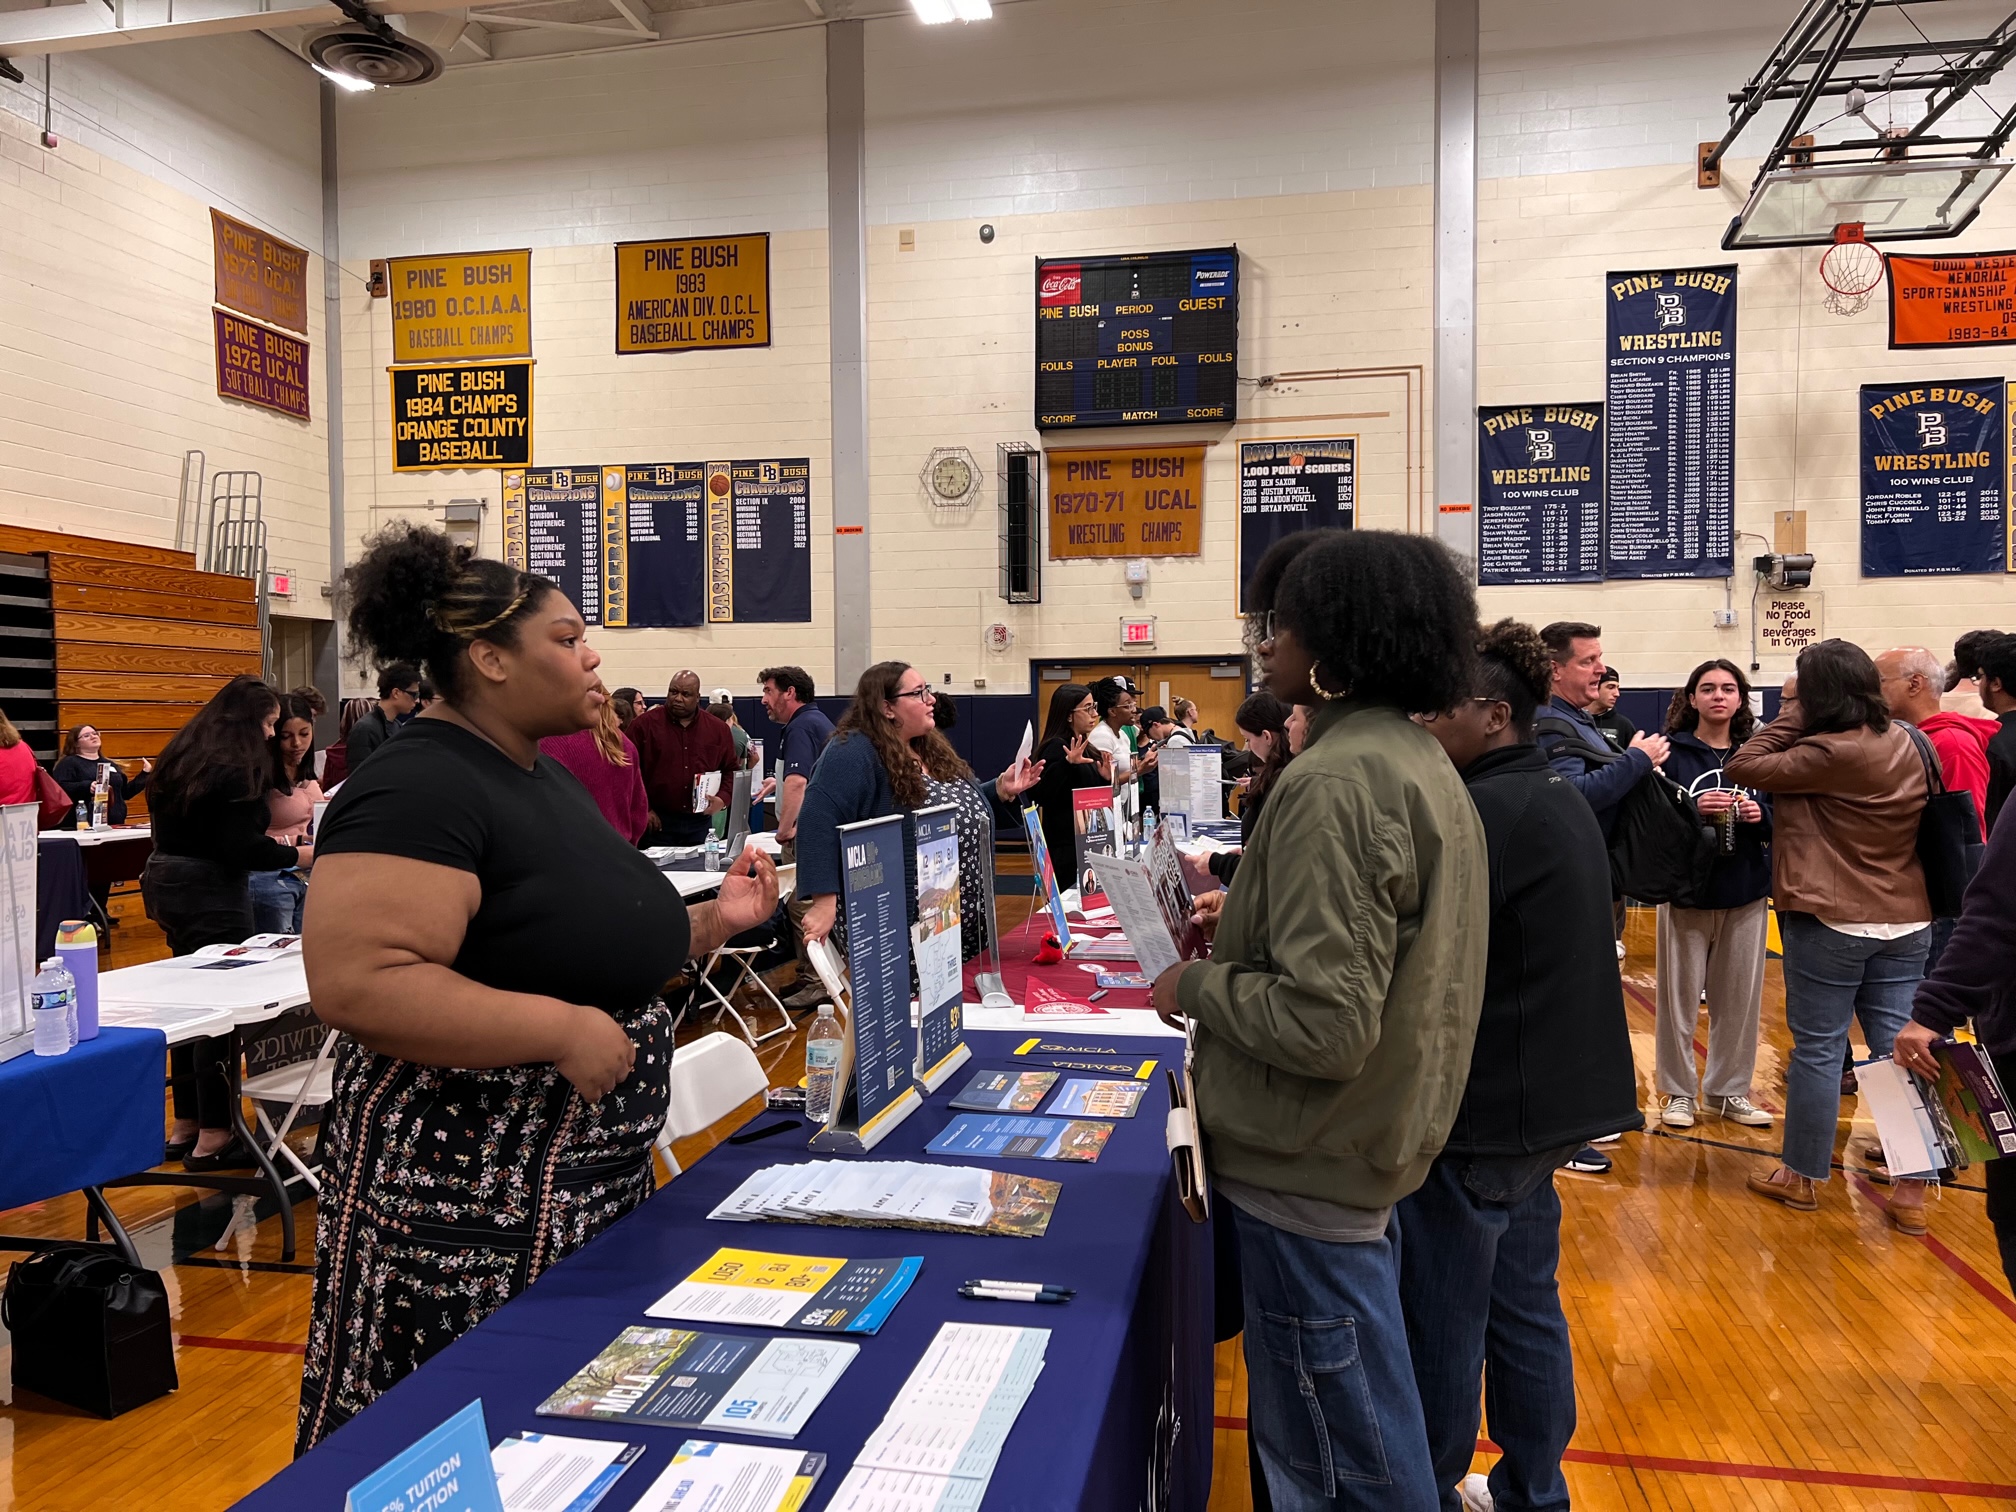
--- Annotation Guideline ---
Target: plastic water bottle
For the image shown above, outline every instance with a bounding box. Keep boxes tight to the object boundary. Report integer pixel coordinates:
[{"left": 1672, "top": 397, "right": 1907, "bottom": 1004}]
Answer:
[
  {"left": 57, "top": 919, "right": 98, "bottom": 1040},
  {"left": 703, "top": 831, "right": 723, "bottom": 873},
  {"left": 31, "top": 957, "right": 74, "bottom": 1056},
  {"left": 72, "top": 799, "right": 85, "bottom": 829},
  {"left": 1142, "top": 806, "right": 1159, "bottom": 850},
  {"left": 805, "top": 1004, "right": 842, "bottom": 1122}
]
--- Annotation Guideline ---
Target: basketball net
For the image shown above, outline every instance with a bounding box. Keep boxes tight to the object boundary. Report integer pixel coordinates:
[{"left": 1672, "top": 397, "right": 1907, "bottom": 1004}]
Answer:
[{"left": 1820, "top": 223, "right": 1884, "bottom": 317}]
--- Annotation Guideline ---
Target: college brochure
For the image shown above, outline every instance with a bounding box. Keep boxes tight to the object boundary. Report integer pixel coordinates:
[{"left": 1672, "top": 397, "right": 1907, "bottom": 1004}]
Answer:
[
  {"left": 645, "top": 1249, "right": 920, "bottom": 1336},
  {"left": 925, "top": 1113, "right": 1114, "bottom": 1164},
  {"left": 1021, "top": 979, "right": 1110, "bottom": 1017},
  {"left": 624, "top": 1441, "right": 826, "bottom": 1512},
  {"left": 535, "top": 1327, "right": 855, "bottom": 1440},
  {"left": 949, "top": 1069, "right": 1058, "bottom": 1114},
  {"left": 1071, "top": 786, "right": 1119, "bottom": 895},
  {"left": 1094, "top": 972, "right": 1152, "bottom": 990},
  {"left": 708, "top": 1161, "right": 1061, "bottom": 1239},
  {"left": 1930, "top": 1037, "right": 2016, "bottom": 1163},
  {"left": 1017, "top": 806, "right": 1072, "bottom": 950},
  {"left": 1048, "top": 1077, "right": 1148, "bottom": 1119},
  {"left": 491, "top": 1434, "right": 644, "bottom": 1512},
  {"left": 1084, "top": 831, "right": 1207, "bottom": 983}
]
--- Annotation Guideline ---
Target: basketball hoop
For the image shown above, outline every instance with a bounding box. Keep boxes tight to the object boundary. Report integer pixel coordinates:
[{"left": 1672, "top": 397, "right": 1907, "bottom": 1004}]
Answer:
[{"left": 1819, "top": 223, "right": 1885, "bottom": 316}]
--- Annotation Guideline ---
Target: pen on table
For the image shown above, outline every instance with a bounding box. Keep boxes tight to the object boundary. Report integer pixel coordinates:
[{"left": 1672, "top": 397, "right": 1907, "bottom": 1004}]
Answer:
[
  {"left": 966, "top": 1279, "right": 1075, "bottom": 1295},
  {"left": 727, "top": 1119, "right": 802, "bottom": 1145},
  {"left": 959, "top": 1285, "right": 1071, "bottom": 1304}
]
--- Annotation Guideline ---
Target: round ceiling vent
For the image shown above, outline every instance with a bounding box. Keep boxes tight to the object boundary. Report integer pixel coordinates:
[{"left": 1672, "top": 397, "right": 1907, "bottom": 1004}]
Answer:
[{"left": 306, "top": 26, "right": 444, "bottom": 86}]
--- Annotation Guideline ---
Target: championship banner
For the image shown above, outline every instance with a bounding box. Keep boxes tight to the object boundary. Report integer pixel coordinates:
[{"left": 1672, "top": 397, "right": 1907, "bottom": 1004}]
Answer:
[
  {"left": 390, "top": 361, "right": 532, "bottom": 472},
  {"left": 1477, "top": 403, "right": 1603, "bottom": 585},
  {"left": 615, "top": 464, "right": 706, "bottom": 628},
  {"left": 599, "top": 467, "right": 628, "bottom": 628},
  {"left": 501, "top": 469, "right": 527, "bottom": 569},
  {"left": 1047, "top": 444, "right": 1205, "bottom": 559},
  {"left": 214, "top": 310, "right": 309, "bottom": 421},
  {"left": 615, "top": 234, "right": 770, "bottom": 353},
  {"left": 1887, "top": 251, "right": 2016, "bottom": 349},
  {"left": 1603, "top": 266, "right": 1736, "bottom": 579},
  {"left": 386, "top": 249, "right": 532, "bottom": 363},
  {"left": 516, "top": 465, "right": 603, "bottom": 624},
  {"left": 703, "top": 458, "right": 812, "bottom": 624},
  {"left": 1859, "top": 380, "right": 2008, "bottom": 577},
  {"left": 211, "top": 210, "right": 309, "bottom": 335},
  {"left": 1236, "top": 440, "right": 1353, "bottom": 611}
]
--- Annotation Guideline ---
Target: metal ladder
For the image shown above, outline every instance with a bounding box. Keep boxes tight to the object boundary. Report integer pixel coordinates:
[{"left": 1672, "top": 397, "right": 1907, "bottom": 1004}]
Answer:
[{"left": 178, "top": 451, "right": 270, "bottom": 678}]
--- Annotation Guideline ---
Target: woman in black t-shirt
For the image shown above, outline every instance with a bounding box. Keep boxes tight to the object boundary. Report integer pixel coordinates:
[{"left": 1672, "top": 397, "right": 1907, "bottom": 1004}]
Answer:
[
  {"left": 295, "top": 525, "right": 778, "bottom": 1453},
  {"left": 1026, "top": 682, "right": 1110, "bottom": 885}
]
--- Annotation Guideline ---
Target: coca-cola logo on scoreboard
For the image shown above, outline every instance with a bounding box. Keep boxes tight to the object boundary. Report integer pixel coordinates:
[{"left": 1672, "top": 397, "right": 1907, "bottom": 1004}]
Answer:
[{"left": 1039, "top": 264, "right": 1082, "bottom": 306}]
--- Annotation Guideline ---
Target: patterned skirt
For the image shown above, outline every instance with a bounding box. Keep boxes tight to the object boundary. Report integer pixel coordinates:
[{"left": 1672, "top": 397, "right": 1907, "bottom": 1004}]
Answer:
[{"left": 295, "top": 998, "right": 673, "bottom": 1454}]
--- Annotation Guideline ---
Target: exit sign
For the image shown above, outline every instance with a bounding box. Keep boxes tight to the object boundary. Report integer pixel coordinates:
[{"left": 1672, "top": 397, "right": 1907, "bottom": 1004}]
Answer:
[
  {"left": 1119, "top": 616, "right": 1156, "bottom": 648},
  {"left": 267, "top": 569, "right": 294, "bottom": 597}
]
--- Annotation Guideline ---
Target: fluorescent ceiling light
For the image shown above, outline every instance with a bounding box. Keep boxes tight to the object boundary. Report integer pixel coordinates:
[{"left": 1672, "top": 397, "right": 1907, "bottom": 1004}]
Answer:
[
  {"left": 910, "top": 0, "right": 990, "bottom": 21},
  {"left": 312, "top": 62, "right": 376, "bottom": 92}
]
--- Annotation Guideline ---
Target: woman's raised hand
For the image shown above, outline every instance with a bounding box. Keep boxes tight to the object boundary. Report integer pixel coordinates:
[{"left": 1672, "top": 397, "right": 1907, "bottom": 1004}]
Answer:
[{"left": 715, "top": 847, "right": 780, "bottom": 934}]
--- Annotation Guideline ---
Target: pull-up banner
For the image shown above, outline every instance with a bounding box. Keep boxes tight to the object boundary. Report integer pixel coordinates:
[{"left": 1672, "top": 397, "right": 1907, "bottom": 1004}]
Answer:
[
  {"left": 1603, "top": 266, "right": 1737, "bottom": 579},
  {"left": 1235, "top": 440, "right": 1353, "bottom": 611},
  {"left": 1859, "top": 379, "right": 2008, "bottom": 577},
  {"left": 1887, "top": 251, "right": 2016, "bottom": 349},
  {"left": 1477, "top": 404, "right": 1603, "bottom": 585}
]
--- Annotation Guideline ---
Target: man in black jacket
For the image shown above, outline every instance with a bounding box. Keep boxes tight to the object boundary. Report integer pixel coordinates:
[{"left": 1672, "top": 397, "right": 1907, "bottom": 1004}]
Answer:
[
  {"left": 343, "top": 661, "right": 420, "bottom": 774},
  {"left": 1401, "top": 619, "right": 1643, "bottom": 1512}
]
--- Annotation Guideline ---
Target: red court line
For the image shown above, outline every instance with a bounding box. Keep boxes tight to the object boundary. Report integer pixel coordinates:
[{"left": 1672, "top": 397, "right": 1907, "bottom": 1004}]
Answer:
[
  {"left": 176, "top": 1334, "right": 306, "bottom": 1356},
  {"left": 1849, "top": 1173, "right": 2016, "bottom": 1326},
  {"left": 1210, "top": 1418, "right": 2016, "bottom": 1498}
]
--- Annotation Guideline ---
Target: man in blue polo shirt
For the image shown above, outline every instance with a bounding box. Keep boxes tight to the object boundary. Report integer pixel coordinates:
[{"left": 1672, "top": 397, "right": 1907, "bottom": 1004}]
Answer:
[{"left": 764, "top": 665, "right": 836, "bottom": 1009}]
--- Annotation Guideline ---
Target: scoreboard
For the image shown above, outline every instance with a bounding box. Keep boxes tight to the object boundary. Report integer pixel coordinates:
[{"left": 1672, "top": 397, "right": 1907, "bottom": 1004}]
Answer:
[{"left": 1035, "top": 247, "right": 1238, "bottom": 430}]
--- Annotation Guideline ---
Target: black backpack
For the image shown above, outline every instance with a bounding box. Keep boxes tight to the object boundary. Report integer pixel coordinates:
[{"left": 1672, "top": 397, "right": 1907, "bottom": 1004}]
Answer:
[{"left": 1535, "top": 716, "right": 1720, "bottom": 905}]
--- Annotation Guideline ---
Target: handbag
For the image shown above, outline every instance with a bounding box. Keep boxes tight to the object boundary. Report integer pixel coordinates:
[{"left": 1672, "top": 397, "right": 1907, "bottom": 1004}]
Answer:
[
  {"left": 1900, "top": 723, "right": 1981, "bottom": 918},
  {"left": 1, "top": 1246, "right": 179, "bottom": 1417},
  {"left": 33, "top": 766, "right": 72, "bottom": 830},
  {"left": 1534, "top": 715, "right": 1718, "bottom": 904}
]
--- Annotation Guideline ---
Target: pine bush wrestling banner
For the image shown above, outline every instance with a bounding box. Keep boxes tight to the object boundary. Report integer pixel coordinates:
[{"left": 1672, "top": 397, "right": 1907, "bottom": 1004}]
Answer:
[
  {"left": 1860, "top": 379, "right": 2008, "bottom": 577},
  {"left": 1477, "top": 404, "right": 1602, "bottom": 585}
]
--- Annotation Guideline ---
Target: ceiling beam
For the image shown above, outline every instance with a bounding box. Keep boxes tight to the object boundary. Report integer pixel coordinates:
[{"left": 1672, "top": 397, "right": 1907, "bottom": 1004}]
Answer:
[
  {"left": 603, "top": 0, "right": 657, "bottom": 38},
  {"left": 0, "top": 0, "right": 475, "bottom": 57},
  {"left": 464, "top": 11, "right": 641, "bottom": 37}
]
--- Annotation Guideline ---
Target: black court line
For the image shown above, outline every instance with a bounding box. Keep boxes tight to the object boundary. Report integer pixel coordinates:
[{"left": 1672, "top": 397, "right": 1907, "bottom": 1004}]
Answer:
[{"left": 1648, "top": 1126, "right": 1987, "bottom": 1193}]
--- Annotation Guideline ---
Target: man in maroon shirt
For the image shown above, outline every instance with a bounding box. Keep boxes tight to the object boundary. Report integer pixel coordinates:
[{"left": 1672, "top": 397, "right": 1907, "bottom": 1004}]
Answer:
[{"left": 630, "top": 670, "right": 739, "bottom": 846}]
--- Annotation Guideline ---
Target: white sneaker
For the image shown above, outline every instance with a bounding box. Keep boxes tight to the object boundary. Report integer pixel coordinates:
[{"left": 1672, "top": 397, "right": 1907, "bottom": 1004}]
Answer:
[
  {"left": 1707, "top": 1094, "right": 1773, "bottom": 1127},
  {"left": 1458, "top": 1473, "right": 1495, "bottom": 1511},
  {"left": 1592, "top": 1130, "right": 1624, "bottom": 1145},
  {"left": 1615, "top": 939, "right": 1627, "bottom": 960},
  {"left": 1661, "top": 1094, "right": 1696, "bottom": 1128}
]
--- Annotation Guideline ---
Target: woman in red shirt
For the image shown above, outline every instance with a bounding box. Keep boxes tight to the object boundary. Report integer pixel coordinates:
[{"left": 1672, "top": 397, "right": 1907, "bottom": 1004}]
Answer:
[{"left": 0, "top": 710, "right": 40, "bottom": 804}]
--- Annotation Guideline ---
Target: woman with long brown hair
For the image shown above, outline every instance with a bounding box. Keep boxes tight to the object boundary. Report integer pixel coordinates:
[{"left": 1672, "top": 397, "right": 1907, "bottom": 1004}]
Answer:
[
  {"left": 796, "top": 661, "right": 1041, "bottom": 959},
  {"left": 539, "top": 678, "right": 649, "bottom": 843}
]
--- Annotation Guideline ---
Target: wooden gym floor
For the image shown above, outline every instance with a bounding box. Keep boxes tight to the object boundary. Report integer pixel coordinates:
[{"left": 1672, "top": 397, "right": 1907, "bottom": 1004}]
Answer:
[{"left": 3, "top": 896, "right": 2014, "bottom": 1510}]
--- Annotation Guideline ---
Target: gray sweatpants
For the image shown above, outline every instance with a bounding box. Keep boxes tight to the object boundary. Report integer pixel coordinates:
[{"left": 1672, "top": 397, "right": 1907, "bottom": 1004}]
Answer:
[{"left": 1654, "top": 897, "right": 1769, "bottom": 1100}]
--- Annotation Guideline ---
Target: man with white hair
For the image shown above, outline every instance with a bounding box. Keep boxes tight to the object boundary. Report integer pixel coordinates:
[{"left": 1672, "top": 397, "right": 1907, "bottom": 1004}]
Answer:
[{"left": 1877, "top": 644, "right": 1997, "bottom": 968}]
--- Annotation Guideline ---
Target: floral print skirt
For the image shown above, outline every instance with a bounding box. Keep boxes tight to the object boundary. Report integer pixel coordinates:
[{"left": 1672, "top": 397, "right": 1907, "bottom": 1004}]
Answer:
[{"left": 295, "top": 998, "right": 672, "bottom": 1454}]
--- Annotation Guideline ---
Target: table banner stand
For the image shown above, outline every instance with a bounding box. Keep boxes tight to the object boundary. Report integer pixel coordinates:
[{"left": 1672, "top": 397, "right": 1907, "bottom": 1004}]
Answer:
[
  {"left": 911, "top": 804, "right": 971, "bottom": 1092},
  {"left": 0, "top": 804, "right": 36, "bottom": 1064}
]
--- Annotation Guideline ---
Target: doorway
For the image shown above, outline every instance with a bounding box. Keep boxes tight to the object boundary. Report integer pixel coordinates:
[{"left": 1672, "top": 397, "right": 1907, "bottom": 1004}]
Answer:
[{"left": 1030, "top": 656, "right": 1251, "bottom": 745}]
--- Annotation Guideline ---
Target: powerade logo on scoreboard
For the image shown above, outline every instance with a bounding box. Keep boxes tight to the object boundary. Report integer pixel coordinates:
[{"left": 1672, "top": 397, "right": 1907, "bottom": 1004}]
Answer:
[
  {"left": 1191, "top": 255, "right": 1234, "bottom": 297},
  {"left": 1040, "top": 265, "right": 1082, "bottom": 307}
]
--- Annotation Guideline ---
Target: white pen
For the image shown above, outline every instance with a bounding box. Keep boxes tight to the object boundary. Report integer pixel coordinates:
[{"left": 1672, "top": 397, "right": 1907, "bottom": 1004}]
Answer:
[{"left": 967, "top": 1279, "right": 1074, "bottom": 1295}]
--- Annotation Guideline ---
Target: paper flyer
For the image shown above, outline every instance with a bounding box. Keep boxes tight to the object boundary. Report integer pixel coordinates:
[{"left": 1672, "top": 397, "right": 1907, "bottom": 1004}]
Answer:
[
  {"left": 1022, "top": 980, "right": 1109, "bottom": 1017},
  {"left": 626, "top": 1440, "right": 826, "bottom": 1512},
  {"left": 948, "top": 1069, "right": 1058, "bottom": 1114},
  {"left": 925, "top": 1113, "right": 1115, "bottom": 1164},
  {"left": 1931, "top": 1038, "right": 2016, "bottom": 1163},
  {"left": 1018, "top": 806, "right": 1072, "bottom": 949},
  {"left": 1071, "top": 786, "right": 1119, "bottom": 895},
  {"left": 645, "top": 1249, "right": 921, "bottom": 1335},
  {"left": 535, "top": 1327, "right": 856, "bottom": 1440},
  {"left": 911, "top": 804, "right": 967, "bottom": 1084},
  {"left": 707, "top": 1160, "right": 1062, "bottom": 1240},
  {"left": 491, "top": 1434, "right": 643, "bottom": 1512},
  {"left": 1048, "top": 1078, "right": 1149, "bottom": 1119}
]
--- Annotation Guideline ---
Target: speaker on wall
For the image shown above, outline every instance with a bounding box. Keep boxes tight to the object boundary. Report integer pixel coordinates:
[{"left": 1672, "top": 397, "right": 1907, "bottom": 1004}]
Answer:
[{"left": 998, "top": 444, "right": 1040, "bottom": 604}]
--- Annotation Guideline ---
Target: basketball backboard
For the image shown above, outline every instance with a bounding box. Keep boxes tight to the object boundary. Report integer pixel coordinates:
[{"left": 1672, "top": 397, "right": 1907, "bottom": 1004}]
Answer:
[{"left": 1722, "top": 160, "right": 2012, "bottom": 248}]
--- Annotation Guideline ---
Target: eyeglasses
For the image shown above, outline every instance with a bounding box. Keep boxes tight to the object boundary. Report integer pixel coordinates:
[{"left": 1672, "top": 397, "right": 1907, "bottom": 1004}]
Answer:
[{"left": 893, "top": 687, "right": 936, "bottom": 703}]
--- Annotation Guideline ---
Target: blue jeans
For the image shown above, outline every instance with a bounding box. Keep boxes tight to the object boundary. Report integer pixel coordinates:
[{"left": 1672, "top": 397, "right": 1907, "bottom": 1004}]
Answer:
[
  {"left": 1229, "top": 1200, "right": 1439, "bottom": 1511},
  {"left": 1398, "top": 1152, "right": 1576, "bottom": 1512},
  {"left": 1778, "top": 911, "right": 1929, "bottom": 1180},
  {"left": 248, "top": 869, "right": 307, "bottom": 935}
]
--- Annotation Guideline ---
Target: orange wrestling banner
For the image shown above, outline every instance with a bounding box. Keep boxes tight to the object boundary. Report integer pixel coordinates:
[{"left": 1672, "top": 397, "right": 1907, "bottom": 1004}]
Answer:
[{"left": 1888, "top": 251, "right": 2016, "bottom": 348}]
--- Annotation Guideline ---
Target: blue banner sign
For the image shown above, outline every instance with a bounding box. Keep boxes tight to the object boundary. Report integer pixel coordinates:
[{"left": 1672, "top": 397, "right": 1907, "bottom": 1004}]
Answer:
[
  {"left": 1477, "top": 403, "right": 1603, "bottom": 584},
  {"left": 1603, "top": 266, "right": 1737, "bottom": 579},
  {"left": 1860, "top": 379, "right": 2008, "bottom": 576},
  {"left": 1236, "top": 439, "right": 1354, "bottom": 611},
  {"left": 839, "top": 815, "right": 917, "bottom": 1135}
]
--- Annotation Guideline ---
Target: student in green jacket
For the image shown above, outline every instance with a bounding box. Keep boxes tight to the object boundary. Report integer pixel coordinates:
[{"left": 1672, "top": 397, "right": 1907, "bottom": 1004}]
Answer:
[{"left": 1154, "top": 529, "right": 1489, "bottom": 1512}]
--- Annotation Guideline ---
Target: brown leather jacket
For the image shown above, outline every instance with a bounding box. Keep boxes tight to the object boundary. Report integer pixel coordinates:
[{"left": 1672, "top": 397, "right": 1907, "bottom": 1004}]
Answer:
[{"left": 1723, "top": 715, "right": 1929, "bottom": 923}]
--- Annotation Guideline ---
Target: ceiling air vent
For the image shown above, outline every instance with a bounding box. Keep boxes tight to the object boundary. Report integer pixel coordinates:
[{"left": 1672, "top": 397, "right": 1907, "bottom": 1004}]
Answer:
[{"left": 306, "top": 25, "right": 443, "bottom": 86}]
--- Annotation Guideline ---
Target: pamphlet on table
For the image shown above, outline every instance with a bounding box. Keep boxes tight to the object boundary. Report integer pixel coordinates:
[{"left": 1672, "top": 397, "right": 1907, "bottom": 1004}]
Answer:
[
  {"left": 948, "top": 1069, "right": 1057, "bottom": 1114},
  {"left": 1048, "top": 1077, "right": 1148, "bottom": 1119},
  {"left": 1021, "top": 979, "right": 1110, "bottom": 1017},
  {"left": 911, "top": 803, "right": 969, "bottom": 1089},
  {"left": 710, "top": 1160, "right": 1061, "bottom": 1239},
  {"left": 926, "top": 1113, "right": 1113, "bottom": 1163},
  {"left": 491, "top": 1433, "right": 643, "bottom": 1512},
  {"left": 1017, "top": 806, "right": 1073, "bottom": 950},
  {"left": 624, "top": 1440, "right": 826, "bottom": 1512},
  {"left": 535, "top": 1327, "right": 855, "bottom": 1439},
  {"left": 1071, "top": 787, "right": 1119, "bottom": 895},
  {"left": 645, "top": 1248, "right": 921, "bottom": 1335}
]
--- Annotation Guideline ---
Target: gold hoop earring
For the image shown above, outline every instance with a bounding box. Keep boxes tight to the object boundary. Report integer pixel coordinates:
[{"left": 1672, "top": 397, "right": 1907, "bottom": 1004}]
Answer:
[{"left": 1308, "top": 664, "right": 1346, "bottom": 702}]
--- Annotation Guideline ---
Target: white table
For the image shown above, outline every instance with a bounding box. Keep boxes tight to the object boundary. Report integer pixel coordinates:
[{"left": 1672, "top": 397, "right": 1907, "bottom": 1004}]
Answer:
[
  {"left": 96, "top": 949, "right": 312, "bottom": 1259},
  {"left": 47, "top": 824, "right": 153, "bottom": 848},
  {"left": 662, "top": 870, "right": 725, "bottom": 899}
]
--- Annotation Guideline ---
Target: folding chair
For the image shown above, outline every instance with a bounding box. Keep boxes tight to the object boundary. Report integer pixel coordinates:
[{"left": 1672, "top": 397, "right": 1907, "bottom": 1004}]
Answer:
[
  {"left": 211, "top": 1027, "right": 341, "bottom": 1253},
  {"left": 654, "top": 1031, "right": 769, "bottom": 1180},
  {"left": 691, "top": 863, "right": 798, "bottom": 1047}
]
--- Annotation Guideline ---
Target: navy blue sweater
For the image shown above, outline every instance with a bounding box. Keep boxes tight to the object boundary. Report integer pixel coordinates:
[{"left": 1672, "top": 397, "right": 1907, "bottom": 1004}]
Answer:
[
  {"left": 1535, "top": 696, "right": 1652, "bottom": 839},
  {"left": 1913, "top": 792, "right": 2016, "bottom": 1055},
  {"left": 1660, "top": 730, "right": 1773, "bottom": 910}
]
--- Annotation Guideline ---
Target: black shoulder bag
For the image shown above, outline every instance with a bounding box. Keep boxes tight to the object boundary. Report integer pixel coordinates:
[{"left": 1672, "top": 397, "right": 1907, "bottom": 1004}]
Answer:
[
  {"left": 1, "top": 1245, "right": 178, "bottom": 1417},
  {"left": 1535, "top": 715, "right": 1718, "bottom": 905},
  {"left": 1899, "top": 722, "right": 1983, "bottom": 918}
]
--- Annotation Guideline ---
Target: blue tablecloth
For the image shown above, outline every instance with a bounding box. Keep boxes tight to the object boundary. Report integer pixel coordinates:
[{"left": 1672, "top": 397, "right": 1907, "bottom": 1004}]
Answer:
[
  {"left": 232, "top": 1030, "right": 1214, "bottom": 1512},
  {"left": 0, "top": 1026, "right": 167, "bottom": 1213}
]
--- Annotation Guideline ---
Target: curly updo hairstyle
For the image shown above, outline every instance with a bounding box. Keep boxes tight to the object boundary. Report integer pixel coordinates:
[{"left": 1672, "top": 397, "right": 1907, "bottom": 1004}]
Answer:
[
  {"left": 339, "top": 523, "right": 558, "bottom": 702},
  {"left": 1271, "top": 530, "right": 1477, "bottom": 715},
  {"left": 1471, "top": 619, "right": 1554, "bottom": 739}
]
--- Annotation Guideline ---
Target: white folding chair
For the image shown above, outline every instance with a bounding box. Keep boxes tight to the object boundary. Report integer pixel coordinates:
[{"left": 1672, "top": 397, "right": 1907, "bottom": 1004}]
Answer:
[
  {"left": 654, "top": 1031, "right": 769, "bottom": 1180},
  {"left": 212, "top": 1027, "right": 341, "bottom": 1253},
  {"left": 691, "top": 863, "right": 798, "bottom": 1047}
]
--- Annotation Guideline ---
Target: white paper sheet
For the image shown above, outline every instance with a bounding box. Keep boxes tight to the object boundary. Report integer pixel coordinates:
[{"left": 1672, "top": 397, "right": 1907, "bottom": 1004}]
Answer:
[{"left": 491, "top": 1433, "right": 640, "bottom": 1512}]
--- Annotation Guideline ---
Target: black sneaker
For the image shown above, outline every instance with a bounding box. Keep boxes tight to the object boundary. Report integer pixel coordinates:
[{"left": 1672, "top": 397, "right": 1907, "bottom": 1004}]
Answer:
[{"left": 1564, "top": 1144, "right": 1612, "bottom": 1174}]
